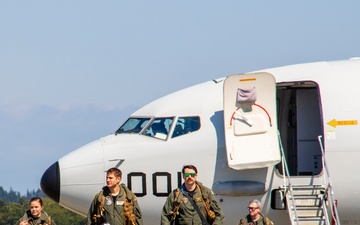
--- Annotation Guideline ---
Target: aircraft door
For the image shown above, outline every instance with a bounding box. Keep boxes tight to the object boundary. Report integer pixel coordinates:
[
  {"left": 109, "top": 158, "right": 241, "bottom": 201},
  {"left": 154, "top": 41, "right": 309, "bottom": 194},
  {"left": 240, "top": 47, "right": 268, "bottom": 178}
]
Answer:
[{"left": 223, "top": 73, "right": 280, "bottom": 170}]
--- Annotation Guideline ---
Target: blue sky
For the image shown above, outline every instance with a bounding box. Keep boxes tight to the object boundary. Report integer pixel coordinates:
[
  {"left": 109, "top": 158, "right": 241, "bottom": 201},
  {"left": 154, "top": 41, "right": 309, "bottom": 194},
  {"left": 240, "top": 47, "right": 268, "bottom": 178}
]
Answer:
[{"left": 1, "top": 1, "right": 360, "bottom": 194}]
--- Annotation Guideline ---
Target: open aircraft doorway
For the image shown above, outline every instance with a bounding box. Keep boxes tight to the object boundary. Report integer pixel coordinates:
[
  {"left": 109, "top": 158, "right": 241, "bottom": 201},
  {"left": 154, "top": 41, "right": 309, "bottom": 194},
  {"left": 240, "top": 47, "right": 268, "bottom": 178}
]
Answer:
[{"left": 276, "top": 81, "right": 323, "bottom": 176}]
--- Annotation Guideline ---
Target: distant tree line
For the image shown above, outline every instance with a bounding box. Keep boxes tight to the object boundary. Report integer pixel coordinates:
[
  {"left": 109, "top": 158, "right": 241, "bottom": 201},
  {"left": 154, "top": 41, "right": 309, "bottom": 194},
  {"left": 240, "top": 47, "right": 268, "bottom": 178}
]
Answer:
[
  {"left": 0, "top": 186, "right": 86, "bottom": 225},
  {"left": 0, "top": 187, "right": 45, "bottom": 203}
]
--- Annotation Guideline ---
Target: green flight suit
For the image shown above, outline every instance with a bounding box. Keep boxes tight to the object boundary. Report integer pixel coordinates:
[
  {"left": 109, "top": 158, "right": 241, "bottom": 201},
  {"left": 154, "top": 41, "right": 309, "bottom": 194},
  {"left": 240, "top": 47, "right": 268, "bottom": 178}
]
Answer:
[
  {"left": 161, "top": 181, "right": 225, "bottom": 225},
  {"left": 238, "top": 213, "right": 274, "bottom": 225},
  {"left": 87, "top": 184, "right": 143, "bottom": 225},
  {"left": 17, "top": 210, "right": 56, "bottom": 225}
]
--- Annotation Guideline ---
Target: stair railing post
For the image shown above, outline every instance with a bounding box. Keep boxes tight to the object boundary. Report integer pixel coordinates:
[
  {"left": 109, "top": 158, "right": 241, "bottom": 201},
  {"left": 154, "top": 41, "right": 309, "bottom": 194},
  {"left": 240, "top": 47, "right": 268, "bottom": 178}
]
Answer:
[
  {"left": 318, "top": 135, "right": 341, "bottom": 225},
  {"left": 278, "top": 131, "right": 299, "bottom": 225}
]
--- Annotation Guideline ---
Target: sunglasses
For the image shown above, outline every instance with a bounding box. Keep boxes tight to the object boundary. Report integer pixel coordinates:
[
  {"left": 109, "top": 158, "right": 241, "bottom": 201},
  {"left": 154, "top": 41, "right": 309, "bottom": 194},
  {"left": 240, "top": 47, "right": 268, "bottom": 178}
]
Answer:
[
  {"left": 184, "top": 173, "right": 196, "bottom": 177},
  {"left": 248, "top": 207, "right": 259, "bottom": 210}
]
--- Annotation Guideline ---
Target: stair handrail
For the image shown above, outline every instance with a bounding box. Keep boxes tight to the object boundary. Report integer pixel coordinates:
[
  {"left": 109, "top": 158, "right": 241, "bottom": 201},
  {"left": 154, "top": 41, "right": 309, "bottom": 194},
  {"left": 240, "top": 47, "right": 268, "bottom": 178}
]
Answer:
[
  {"left": 321, "top": 197, "right": 331, "bottom": 225},
  {"left": 318, "top": 135, "right": 340, "bottom": 225},
  {"left": 278, "top": 131, "right": 299, "bottom": 225}
]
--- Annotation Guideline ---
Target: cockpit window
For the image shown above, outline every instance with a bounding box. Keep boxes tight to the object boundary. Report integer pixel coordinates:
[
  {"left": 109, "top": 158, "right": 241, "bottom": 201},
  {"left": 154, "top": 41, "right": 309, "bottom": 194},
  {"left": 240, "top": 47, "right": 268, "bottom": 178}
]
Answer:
[
  {"left": 143, "top": 117, "right": 174, "bottom": 140},
  {"left": 172, "top": 116, "right": 200, "bottom": 138},
  {"left": 116, "top": 116, "right": 200, "bottom": 139},
  {"left": 115, "top": 118, "right": 151, "bottom": 134}
]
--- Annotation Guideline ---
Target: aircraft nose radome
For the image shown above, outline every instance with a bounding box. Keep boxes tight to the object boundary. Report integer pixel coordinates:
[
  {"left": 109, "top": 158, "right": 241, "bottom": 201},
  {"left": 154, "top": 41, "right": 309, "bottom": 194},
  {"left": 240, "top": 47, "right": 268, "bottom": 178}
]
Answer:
[{"left": 40, "top": 161, "right": 60, "bottom": 203}]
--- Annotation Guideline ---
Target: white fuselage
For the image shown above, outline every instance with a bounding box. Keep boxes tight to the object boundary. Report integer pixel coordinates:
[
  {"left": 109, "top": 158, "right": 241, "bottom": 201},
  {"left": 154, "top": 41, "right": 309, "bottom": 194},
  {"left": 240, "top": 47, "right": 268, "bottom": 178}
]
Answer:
[{"left": 41, "top": 58, "right": 360, "bottom": 224}]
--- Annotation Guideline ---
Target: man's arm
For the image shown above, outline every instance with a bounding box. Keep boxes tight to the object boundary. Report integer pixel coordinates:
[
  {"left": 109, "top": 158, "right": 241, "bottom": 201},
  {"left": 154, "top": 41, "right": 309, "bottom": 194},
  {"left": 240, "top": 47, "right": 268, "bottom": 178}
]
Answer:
[
  {"left": 208, "top": 190, "right": 225, "bottom": 225},
  {"left": 86, "top": 194, "right": 99, "bottom": 225},
  {"left": 133, "top": 198, "right": 143, "bottom": 225},
  {"left": 160, "top": 192, "right": 175, "bottom": 225}
]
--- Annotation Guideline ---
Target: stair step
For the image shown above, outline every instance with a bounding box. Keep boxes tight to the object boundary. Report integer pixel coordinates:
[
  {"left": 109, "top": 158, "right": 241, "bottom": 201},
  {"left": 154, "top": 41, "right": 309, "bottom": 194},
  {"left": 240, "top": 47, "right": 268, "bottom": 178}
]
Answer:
[
  {"left": 285, "top": 185, "right": 324, "bottom": 191},
  {"left": 292, "top": 216, "right": 326, "bottom": 225},
  {"left": 292, "top": 220, "right": 326, "bottom": 225},
  {"left": 284, "top": 185, "right": 332, "bottom": 225},
  {"left": 289, "top": 208, "right": 324, "bottom": 217},
  {"left": 291, "top": 205, "right": 323, "bottom": 210},
  {"left": 287, "top": 197, "right": 322, "bottom": 207},
  {"left": 288, "top": 189, "right": 324, "bottom": 196},
  {"left": 291, "top": 185, "right": 323, "bottom": 188}
]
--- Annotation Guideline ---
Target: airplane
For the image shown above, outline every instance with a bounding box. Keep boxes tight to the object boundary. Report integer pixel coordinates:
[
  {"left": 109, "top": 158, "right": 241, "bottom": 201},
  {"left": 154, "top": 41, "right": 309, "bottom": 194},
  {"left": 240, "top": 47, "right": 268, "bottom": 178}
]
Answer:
[{"left": 40, "top": 58, "right": 360, "bottom": 225}]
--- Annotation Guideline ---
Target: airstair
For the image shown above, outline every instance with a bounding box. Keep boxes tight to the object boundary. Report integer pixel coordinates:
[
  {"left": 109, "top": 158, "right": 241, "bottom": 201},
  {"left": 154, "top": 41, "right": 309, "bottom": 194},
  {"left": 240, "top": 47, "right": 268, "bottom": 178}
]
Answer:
[
  {"left": 284, "top": 185, "right": 326, "bottom": 224},
  {"left": 279, "top": 134, "right": 341, "bottom": 225}
]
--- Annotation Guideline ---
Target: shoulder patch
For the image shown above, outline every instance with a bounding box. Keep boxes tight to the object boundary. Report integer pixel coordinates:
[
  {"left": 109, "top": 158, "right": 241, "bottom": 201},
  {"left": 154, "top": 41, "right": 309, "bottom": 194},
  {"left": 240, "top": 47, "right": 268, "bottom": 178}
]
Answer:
[{"left": 239, "top": 218, "right": 246, "bottom": 225}]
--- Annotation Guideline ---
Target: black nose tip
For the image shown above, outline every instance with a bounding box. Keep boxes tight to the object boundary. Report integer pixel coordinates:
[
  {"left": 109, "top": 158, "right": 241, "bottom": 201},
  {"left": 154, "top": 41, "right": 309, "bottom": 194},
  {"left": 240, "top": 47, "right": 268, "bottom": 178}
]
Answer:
[{"left": 40, "top": 161, "right": 60, "bottom": 203}]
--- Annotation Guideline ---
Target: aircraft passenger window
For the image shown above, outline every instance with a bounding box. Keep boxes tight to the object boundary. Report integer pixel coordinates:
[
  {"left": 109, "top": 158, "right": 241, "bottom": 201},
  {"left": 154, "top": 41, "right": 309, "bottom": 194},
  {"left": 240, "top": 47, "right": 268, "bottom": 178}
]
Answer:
[
  {"left": 143, "top": 118, "right": 173, "bottom": 140},
  {"left": 115, "top": 118, "right": 151, "bottom": 134},
  {"left": 172, "top": 116, "right": 200, "bottom": 138}
]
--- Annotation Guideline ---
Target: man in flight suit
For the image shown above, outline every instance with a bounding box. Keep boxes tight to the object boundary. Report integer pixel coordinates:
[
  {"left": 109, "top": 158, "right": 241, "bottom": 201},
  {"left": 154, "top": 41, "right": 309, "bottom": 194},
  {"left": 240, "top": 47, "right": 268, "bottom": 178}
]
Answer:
[
  {"left": 87, "top": 167, "right": 143, "bottom": 225},
  {"left": 238, "top": 199, "right": 274, "bottom": 225},
  {"left": 161, "top": 164, "right": 224, "bottom": 225}
]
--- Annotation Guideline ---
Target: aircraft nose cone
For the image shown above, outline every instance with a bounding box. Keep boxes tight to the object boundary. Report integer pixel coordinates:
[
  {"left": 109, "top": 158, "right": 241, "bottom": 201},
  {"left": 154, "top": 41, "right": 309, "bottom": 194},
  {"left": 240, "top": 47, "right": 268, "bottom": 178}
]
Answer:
[{"left": 40, "top": 161, "right": 60, "bottom": 203}]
